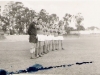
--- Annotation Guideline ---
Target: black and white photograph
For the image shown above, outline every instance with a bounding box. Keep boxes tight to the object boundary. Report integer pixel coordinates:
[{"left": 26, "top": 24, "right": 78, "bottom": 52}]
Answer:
[{"left": 0, "top": 0, "right": 100, "bottom": 75}]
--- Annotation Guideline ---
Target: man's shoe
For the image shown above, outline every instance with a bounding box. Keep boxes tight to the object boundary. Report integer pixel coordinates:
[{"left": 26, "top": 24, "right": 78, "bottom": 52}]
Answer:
[
  {"left": 38, "top": 54, "right": 43, "bottom": 57},
  {"left": 41, "top": 53, "right": 44, "bottom": 55},
  {"left": 35, "top": 55, "right": 39, "bottom": 58},
  {"left": 30, "top": 57, "right": 37, "bottom": 59}
]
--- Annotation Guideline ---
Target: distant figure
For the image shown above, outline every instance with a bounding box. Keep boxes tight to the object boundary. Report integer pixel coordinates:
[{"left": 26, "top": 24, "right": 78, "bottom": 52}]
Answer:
[{"left": 27, "top": 16, "right": 38, "bottom": 59}]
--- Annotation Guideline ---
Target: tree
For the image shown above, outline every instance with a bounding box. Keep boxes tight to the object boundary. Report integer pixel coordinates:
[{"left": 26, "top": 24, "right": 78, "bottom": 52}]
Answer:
[
  {"left": 63, "top": 13, "right": 72, "bottom": 26},
  {"left": 2, "top": 1, "right": 37, "bottom": 34},
  {"left": 75, "top": 13, "right": 84, "bottom": 31},
  {"left": 39, "top": 9, "right": 48, "bottom": 23},
  {"left": 58, "top": 20, "right": 64, "bottom": 26},
  {"left": 64, "top": 25, "right": 75, "bottom": 34},
  {"left": 51, "top": 14, "right": 59, "bottom": 24},
  {"left": 77, "top": 25, "right": 85, "bottom": 30},
  {"left": 2, "top": 1, "right": 21, "bottom": 33},
  {"left": 63, "top": 13, "right": 72, "bottom": 34}
]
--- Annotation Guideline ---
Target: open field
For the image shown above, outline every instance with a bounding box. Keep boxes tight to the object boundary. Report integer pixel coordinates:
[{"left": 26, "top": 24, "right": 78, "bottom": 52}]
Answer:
[{"left": 0, "top": 35, "right": 100, "bottom": 75}]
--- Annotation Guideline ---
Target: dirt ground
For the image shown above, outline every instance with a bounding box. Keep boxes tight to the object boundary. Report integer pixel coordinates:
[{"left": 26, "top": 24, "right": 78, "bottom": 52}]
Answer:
[{"left": 0, "top": 35, "right": 100, "bottom": 75}]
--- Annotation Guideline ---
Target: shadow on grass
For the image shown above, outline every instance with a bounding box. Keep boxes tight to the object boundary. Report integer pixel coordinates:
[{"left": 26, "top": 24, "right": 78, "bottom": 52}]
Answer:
[{"left": 0, "top": 61, "right": 93, "bottom": 75}]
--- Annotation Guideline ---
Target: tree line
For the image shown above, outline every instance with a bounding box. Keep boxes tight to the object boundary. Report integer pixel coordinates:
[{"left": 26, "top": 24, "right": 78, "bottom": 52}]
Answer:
[{"left": 0, "top": 1, "right": 85, "bottom": 35}]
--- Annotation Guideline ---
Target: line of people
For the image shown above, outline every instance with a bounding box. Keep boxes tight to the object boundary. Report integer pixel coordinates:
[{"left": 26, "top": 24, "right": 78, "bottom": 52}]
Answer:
[{"left": 28, "top": 16, "right": 64, "bottom": 59}]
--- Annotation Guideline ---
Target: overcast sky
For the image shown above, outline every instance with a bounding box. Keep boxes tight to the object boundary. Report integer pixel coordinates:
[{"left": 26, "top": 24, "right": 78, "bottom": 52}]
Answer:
[{"left": 0, "top": 0, "right": 100, "bottom": 28}]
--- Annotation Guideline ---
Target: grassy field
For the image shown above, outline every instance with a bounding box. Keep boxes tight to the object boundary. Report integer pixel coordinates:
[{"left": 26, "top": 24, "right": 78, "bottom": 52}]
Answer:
[{"left": 0, "top": 35, "right": 100, "bottom": 75}]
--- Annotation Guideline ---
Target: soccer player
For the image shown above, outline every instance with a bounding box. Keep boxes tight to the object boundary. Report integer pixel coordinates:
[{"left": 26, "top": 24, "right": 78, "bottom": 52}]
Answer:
[
  {"left": 51, "top": 23, "right": 55, "bottom": 51},
  {"left": 47, "top": 23, "right": 52, "bottom": 52},
  {"left": 54, "top": 24, "right": 59, "bottom": 50},
  {"left": 45, "top": 22, "right": 49, "bottom": 53},
  {"left": 53, "top": 25, "right": 56, "bottom": 51},
  {"left": 49, "top": 26, "right": 53, "bottom": 51},
  {"left": 36, "top": 18, "right": 43, "bottom": 57},
  {"left": 55, "top": 24, "right": 59, "bottom": 50},
  {"left": 42, "top": 22, "right": 48, "bottom": 54},
  {"left": 58, "top": 24, "right": 64, "bottom": 50}
]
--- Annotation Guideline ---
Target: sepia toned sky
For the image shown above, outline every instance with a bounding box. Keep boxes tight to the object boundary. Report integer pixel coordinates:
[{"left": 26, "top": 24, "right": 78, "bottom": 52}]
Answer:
[{"left": 0, "top": 0, "right": 100, "bottom": 28}]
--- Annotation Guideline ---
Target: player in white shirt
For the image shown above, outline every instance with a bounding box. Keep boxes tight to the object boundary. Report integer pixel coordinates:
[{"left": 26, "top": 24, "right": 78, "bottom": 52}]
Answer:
[
  {"left": 49, "top": 26, "right": 53, "bottom": 51},
  {"left": 55, "top": 24, "right": 59, "bottom": 50},
  {"left": 50, "top": 24, "right": 55, "bottom": 51},
  {"left": 58, "top": 25, "right": 64, "bottom": 50},
  {"left": 43, "top": 22, "right": 49, "bottom": 53},
  {"left": 36, "top": 18, "right": 43, "bottom": 57},
  {"left": 42, "top": 22, "right": 47, "bottom": 54}
]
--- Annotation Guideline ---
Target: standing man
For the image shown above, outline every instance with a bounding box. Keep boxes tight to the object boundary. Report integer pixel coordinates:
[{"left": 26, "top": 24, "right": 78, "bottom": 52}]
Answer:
[
  {"left": 58, "top": 25, "right": 64, "bottom": 50},
  {"left": 36, "top": 18, "right": 43, "bottom": 57},
  {"left": 27, "top": 16, "right": 38, "bottom": 59},
  {"left": 42, "top": 22, "right": 47, "bottom": 54}
]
